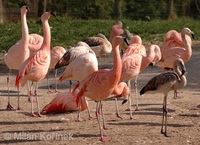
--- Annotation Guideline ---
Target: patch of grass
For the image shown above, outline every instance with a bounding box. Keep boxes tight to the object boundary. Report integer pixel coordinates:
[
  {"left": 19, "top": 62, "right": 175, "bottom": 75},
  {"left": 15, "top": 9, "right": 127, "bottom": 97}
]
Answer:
[{"left": 0, "top": 17, "right": 200, "bottom": 52}]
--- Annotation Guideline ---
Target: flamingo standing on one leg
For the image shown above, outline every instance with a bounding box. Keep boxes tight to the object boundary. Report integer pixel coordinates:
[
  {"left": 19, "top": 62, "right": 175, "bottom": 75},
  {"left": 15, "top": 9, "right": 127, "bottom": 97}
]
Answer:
[
  {"left": 140, "top": 58, "right": 187, "bottom": 137},
  {"left": 155, "top": 28, "right": 194, "bottom": 98},
  {"left": 120, "top": 35, "right": 161, "bottom": 118},
  {"left": 4, "top": 5, "right": 30, "bottom": 110},
  {"left": 47, "top": 46, "right": 66, "bottom": 93},
  {"left": 55, "top": 41, "right": 95, "bottom": 91},
  {"left": 15, "top": 11, "right": 56, "bottom": 117},
  {"left": 72, "top": 36, "right": 128, "bottom": 142}
]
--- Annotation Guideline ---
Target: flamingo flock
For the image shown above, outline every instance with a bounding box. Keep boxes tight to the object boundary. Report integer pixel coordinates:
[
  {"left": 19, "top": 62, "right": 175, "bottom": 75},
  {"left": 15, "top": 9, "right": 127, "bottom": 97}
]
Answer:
[{"left": 1, "top": 5, "right": 195, "bottom": 142}]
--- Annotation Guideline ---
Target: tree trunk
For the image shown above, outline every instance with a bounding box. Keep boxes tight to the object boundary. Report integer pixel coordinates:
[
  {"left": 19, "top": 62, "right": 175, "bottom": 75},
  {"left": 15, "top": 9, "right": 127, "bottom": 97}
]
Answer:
[
  {"left": 168, "top": 0, "right": 176, "bottom": 20},
  {"left": 114, "top": 0, "right": 122, "bottom": 18},
  {"left": 0, "top": 0, "right": 3, "bottom": 24}
]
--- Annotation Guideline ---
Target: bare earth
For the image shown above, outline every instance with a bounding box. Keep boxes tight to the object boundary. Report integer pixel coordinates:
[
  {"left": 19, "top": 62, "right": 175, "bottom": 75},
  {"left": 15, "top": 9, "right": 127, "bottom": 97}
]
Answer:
[{"left": 0, "top": 41, "right": 200, "bottom": 145}]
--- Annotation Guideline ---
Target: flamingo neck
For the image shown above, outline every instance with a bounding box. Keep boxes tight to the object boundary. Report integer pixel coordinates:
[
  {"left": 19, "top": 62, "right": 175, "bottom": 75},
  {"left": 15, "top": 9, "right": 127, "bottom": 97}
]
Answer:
[
  {"left": 41, "top": 20, "right": 51, "bottom": 51},
  {"left": 140, "top": 46, "right": 155, "bottom": 71},
  {"left": 21, "top": 12, "right": 29, "bottom": 45},
  {"left": 112, "top": 44, "right": 122, "bottom": 82},
  {"left": 181, "top": 33, "right": 192, "bottom": 59}
]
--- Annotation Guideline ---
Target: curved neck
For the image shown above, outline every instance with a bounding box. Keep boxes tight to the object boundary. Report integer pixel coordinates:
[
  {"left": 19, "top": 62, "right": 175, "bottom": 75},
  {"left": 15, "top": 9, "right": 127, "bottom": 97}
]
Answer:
[
  {"left": 21, "top": 12, "right": 29, "bottom": 45},
  {"left": 140, "top": 46, "right": 155, "bottom": 71},
  {"left": 41, "top": 20, "right": 51, "bottom": 51},
  {"left": 181, "top": 32, "right": 192, "bottom": 59},
  {"left": 112, "top": 44, "right": 122, "bottom": 82}
]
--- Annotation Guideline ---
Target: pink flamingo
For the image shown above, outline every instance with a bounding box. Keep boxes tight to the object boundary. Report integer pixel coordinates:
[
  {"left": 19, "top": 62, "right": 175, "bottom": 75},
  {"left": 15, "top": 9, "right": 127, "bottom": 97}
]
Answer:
[
  {"left": 140, "top": 58, "right": 187, "bottom": 137},
  {"left": 156, "top": 28, "right": 194, "bottom": 70},
  {"left": 47, "top": 46, "right": 66, "bottom": 93},
  {"left": 120, "top": 35, "right": 161, "bottom": 118},
  {"left": 161, "top": 28, "right": 192, "bottom": 55},
  {"left": 55, "top": 41, "right": 95, "bottom": 91},
  {"left": 15, "top": 11, "right": 56, "bottom": 117},
  {"left": 109, "top": 21, "right": 134, "bottom": 54},
  {"left": 83, "top": 33, "right": 112, "bottom": 57},
  {"left": 41, "top": 82, "right": 130, "bottom": 120},
  {"left": 72, "top": 35, "right": 128, "bottom": 142},
  {"left": 41, "top": 91, "right": 87, "bottom": 114},
  {"left": 4, "top": 5, "right": 30, "bottom": 110}
]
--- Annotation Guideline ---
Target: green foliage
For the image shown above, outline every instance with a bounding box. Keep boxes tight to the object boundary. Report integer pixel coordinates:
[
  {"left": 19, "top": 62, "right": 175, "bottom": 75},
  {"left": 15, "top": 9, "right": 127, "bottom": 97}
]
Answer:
[{"left": 0, "top": 17, "right": 200, "bottom": 52}]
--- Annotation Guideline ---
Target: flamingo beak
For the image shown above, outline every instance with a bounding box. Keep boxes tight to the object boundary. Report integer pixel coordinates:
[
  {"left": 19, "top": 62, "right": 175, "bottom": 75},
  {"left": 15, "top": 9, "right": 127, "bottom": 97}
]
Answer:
[
  {"left": 26, "top": 6, "right": 30, "bottom": 12},
  {"left": 124, "top": 38, "right": 129, "bottom": 46},
  {"left": 122, "top": 99, "right": 128, "bottom": 105},
  {"left": 191, "top": 33, "right": 195, "bottom": 39},
  {"left": 50, "top": 11, "right": 57, "bottom": 17}
]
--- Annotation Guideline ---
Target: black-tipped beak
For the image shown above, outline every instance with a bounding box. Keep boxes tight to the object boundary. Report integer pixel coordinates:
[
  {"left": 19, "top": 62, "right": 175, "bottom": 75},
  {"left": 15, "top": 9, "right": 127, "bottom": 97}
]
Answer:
[
  {"left": 191, "top": 33, "right": 195, "bottom": 39},
  {"left": 122, "top": 99, "right": 128, "bottom": 105},
  {"left": 124, "top": 38, "right": 129, "bottom": 46},
  {"left": 50, "top": 11, "right": 56, "bottom": 17},
  {"left": 181, "top": 68, "right": 186, "bottom": 76},
  {"left": 26, "top": 6, "right": 30, "bottom": 12}
]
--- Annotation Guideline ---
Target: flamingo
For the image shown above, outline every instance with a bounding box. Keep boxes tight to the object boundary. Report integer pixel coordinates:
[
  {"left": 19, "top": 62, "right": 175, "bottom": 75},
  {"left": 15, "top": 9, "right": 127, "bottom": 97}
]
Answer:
[
  {"left": 120, "top": 35, "right": 161, "bottom": 118},
  {"left": 72, "top": 35, "right": 128, "bottom": 142},
  {"left": 140, "top": 58, "right": 187, "bottom": 137},
  {"left": 41, "top": 82, "right": 130, "bottom": 120},
  {"left": 3, "top": 5, "right": 30, "bottom": 110},
  {"left": 15, "top": 11, "right": 56, "bottom": 117},
  {"left": 161, "top": 28, "right": 192, "bottom": 55},
  {"left": 83, "top": 33, "right": 112, "bottom": 57},
  {"left": 156, "top": 28, "right": 194, "bottom": 70},
  {"left": 47, "top": 46, "right": 66, "bottom": 93},
  {"left": 109, "top": 21, "right": 134, "bottom": 54},
  {"left": 41, "top": 90, "right": 87, "bottom": 114},
  {"left": 55, "top": 41, "right": 95, "bottom": 91}
]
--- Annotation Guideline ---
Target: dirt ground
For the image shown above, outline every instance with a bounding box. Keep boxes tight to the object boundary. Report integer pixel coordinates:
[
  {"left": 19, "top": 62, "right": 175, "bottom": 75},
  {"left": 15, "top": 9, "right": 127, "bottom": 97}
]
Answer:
[{"left": 0, "top": 41, "right": 200, "bottom": 145}]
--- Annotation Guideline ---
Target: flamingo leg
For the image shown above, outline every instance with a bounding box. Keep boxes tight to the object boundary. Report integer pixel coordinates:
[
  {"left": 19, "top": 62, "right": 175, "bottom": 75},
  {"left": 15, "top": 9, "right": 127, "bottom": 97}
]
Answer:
[
  {"left": 47, "top": 69, "right": 53, "bottom": 93},
  {"left": 34, "top": 82, "right": 43, "bottom": 117},
  {"left": 134, "top": 76, "right": 141, "bottom": 111},
  {"left": 6, "top": 70, "right": 14, "bottom": 110},
  {"left": 115, "top": 98, "right": 123, "bottom": 119},
  {"left": 127, "top": 80, "right": 133, "bottom": 119},
  {"left": 16, "top": 87, "right": 23, "bottom": 111},
  {"left": 96, "top": 101, "right": 109, "bottom": 142},
  {"left": 85, "top": 97, "right": 96, "bottom": 120},
  {"left": 76, "top": 98, "right": 84, "bottom": 122},
  {"left": 54, "top": 69, "right": 59, "bottom": 93},
  {"left": 161, "top": 94, "right": 170, "bottom": 137},
  {"left": 28, "top": 81, "right": 35, "bottom": 103},
  {"left": 100, "top": 101, "right": 109, "bottom": 130},
  {"left": 31, "top": 82, "right": 36, "bottom": 117},
  {"left": 69, "top": 80, "right": 72, "bottom": 92}
]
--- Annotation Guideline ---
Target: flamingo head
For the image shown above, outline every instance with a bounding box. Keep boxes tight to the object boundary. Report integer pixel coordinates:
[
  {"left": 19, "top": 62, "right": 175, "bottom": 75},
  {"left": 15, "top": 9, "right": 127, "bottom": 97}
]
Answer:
[
  {"left": 182, "top": 28, "right": 195, "bottom": 39},
  {"left": 21, "top": 5, "right": 30, "bottom": 14}
]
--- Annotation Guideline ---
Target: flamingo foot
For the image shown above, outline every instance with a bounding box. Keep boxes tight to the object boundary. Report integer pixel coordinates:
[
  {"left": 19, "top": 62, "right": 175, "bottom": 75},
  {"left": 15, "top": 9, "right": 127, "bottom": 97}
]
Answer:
[
  {"left": 173, "top": 96, "right": 183, "bottom": 99},
  {"left": 6, "top": 103, "right": 14, "bottom": 110},
  {"left": 88, "top": 116, "right": 96, "bottom": 120},
  {"left": 100, "top": 135, "right": 109, "bottom": 142},
  {"left": 31, "top": 113, "right": 37, "bottom": 117},
  {"left": 76, "top": 117, "right": 84, "bottom": 122},
  {"left": 55, "top": 89, "right": 60, "bottom": 93},
  {"left": 116, "top": 113, "right": 123, "bottom": 119},
  {"left": 134, "top": 107, "right": 141, "bottom": 111},
  {"left": 16, "top": 107, "right": 23, "bottom": 112},
  {"left": 125, "top": 108, "right": 131, "bottom": 111},
  {"left": 103, "top": 125, "right": 110, "bottom": 130},
  {"left": 37, "top": 113, "right": 44, "bottom": 118},
  {"left": 28, "top": 96, "right": 36, "bottom": 103},
  {"left": 47, "top": 90, "right": 54, "bottom": 94}
]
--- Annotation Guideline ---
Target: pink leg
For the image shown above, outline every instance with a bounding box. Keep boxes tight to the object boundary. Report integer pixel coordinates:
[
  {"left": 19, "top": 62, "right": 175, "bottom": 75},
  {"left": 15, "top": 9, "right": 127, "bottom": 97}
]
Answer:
[
  {"left": 96, "top": 102, "right": 109, "bottom": 142},
  {"left": 35, "top": 82, "right": 43, "bottom": 118},
  {"left": 54, "top": 69, "right": 60, "bottom": 93},
  {"left": 115, "top": 98, "right": 123, "bottom": 119},
  {"left": 6, "top": 71, "right": 14, "bottom": 110},
  {"left": 16, "top": 87, "right": 23, "bottom": 112},
  {"left": 76, "top": 99, "right": 84, "bottom": 122},
  {"left": 47, "top": 70, "right": 53, "bottom": 93},
  {"left": 134, "top": 77, "right": 141, "bottom": 111},
  {"left": 85, "top": 97, "right": 96, "bottom": 120}
]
